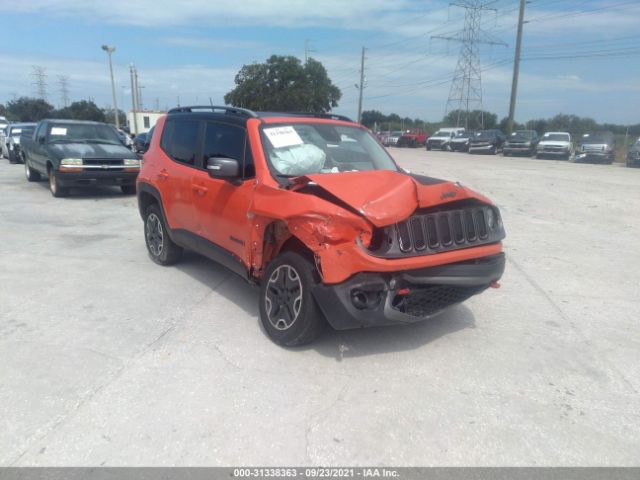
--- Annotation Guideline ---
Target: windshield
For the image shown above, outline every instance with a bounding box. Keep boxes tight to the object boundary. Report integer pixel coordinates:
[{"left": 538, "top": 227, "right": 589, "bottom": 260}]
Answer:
[
  {"left": 261, "top": 123, "right": 398, "bottom": 177},
  {"left": 511, "top": 131, "right": 535, "bottom": 140},
  {"left": 581, "top": 132, "right": 613, "bottom": 144},
  {"left": 48, "top": 123, "right": 122, "bottom": 144},
  {"left": 9, "top": 126, "right": 23, "bottom": 136},
  {"left": 475, "top": 131, "right": 498, "bottom": 139},
  {"left": 455, "top": 131, "right": 471, "bottom": 139},
  {"left": 542, "top": 133, "right": 570, "bottom": 141},
  {"left": 433, "top": 130, "right": 452, "bottom": 137},
  {"left": 20, "top": 127, "right": 35, "bottom": 136},
  {"left": 391, "top": 131, "right": 403, "bottom": 137}
]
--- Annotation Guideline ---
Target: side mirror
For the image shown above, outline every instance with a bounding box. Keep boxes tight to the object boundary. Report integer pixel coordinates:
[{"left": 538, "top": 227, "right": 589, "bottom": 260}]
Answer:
[
  {"left": 37, "top": 136, "right": 45, "bottom": 144},
  {"left": 206, "top": 157, "right": 240, "bottom": 181}
]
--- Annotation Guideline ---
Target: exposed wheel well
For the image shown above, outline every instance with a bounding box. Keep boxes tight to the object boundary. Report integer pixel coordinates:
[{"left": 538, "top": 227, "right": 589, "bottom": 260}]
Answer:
[{"left": 138, "top": 191, "right": 158, "bottom": 216}]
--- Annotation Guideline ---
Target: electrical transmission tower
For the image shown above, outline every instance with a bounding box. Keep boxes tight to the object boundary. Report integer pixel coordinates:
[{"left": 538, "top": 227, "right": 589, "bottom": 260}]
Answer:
[
  {"left": 58, "top": 75, "right": 70, "bottom": 107},
  {"left": 31, "top": 66, "right": 48, "bottom": 100},
  {"left": 432, "top": 1, "right": 507, "bottom": 129}
]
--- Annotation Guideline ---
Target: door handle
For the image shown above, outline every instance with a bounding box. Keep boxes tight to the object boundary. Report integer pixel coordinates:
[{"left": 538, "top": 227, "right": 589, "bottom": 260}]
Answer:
[
  {"left": 157, "top": 170, "right": 169, "bottom": 181},
  {"left": 192, "top": 185, "right": 208, "bottom": 195}
]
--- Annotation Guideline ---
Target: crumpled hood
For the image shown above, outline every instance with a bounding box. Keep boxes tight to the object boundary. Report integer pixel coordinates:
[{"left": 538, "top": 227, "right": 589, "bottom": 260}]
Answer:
[
  {"left": 294, "top": 170, "right": 491, "bottom": 227},
  {"left": 48, "top": 142, "right": 134, "bottom": 160}
]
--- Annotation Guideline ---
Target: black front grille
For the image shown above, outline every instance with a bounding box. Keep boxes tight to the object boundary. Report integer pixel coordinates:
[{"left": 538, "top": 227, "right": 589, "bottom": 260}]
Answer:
[
  {"left": 83, "top": 158, "right": 124, "bottom": 166},
  {"left": 366, "top": 204, "right": 505, "bottom": 258},
  {"left": 393, "top": 285, "right": 486, "bottom": 317}
]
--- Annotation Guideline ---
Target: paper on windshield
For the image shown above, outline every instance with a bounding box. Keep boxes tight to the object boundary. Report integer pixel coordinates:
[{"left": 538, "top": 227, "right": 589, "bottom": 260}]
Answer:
[
  {"left": 50, "top": 127, "right": 67, "bottom": 135},
  {"left": 12, "top": 129, "right": 22, "bottom": 134},
  {"left": 264, "top": 126, "right": 303, "bottom": 149}
]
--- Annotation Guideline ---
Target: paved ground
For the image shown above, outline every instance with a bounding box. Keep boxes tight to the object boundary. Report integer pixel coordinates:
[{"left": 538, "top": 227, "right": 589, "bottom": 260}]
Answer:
[{"left": 1, "top": 150, "right": 639, "bottom": 466}]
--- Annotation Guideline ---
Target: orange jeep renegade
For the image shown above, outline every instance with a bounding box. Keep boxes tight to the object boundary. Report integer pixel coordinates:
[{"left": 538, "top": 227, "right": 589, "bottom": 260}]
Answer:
[{"left": 137, "top": 106, "right": 505, "bottom": 346}]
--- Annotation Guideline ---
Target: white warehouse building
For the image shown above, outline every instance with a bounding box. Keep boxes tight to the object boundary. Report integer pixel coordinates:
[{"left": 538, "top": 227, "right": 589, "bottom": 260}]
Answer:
[{"left": 126, "top": 111, "right": 165, "bottom": 135}]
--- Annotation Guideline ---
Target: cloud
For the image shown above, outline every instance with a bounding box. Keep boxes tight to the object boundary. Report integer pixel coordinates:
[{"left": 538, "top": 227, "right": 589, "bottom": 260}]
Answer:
[
  {"left": 0, "top": 52, "right": 238, "bottom": 110},
  {"left": 161, "top": 37, "right": 263, "bottom": 52},
  {"left": 0, "top": 0, "right": 429, "bottom": 32}
]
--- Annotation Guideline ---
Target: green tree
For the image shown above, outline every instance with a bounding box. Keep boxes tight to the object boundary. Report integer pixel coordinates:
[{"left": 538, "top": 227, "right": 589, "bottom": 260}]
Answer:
[
  {"left": 103, "top": 108, "right": 127, "bottom": 126},
  {"left": 56, "top": 100, "right": 105, "bottom": 122},
  {"left": 224, "top": 55, "right": 341, "bottom": 112},
  {"left": 6, "top": 97, "right": 55, "bottom": 121},
  {"left": 443, "top": 109, "right": 497, "bottom": 130}
]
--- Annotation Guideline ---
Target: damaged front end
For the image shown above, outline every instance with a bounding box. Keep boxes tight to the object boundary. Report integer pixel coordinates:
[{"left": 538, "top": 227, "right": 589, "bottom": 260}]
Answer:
[{"left": 252, "top": 170, "right": 506, "bottom": 330}]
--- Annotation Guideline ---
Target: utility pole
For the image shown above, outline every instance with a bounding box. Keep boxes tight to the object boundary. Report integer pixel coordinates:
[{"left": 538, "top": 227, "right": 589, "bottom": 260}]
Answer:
[
  {"left": 356, "top": 46, "right": 367, "bottom": 124},
  {"left": 129, "top": 64, "right": 139, "bottom": 134},
  {"left": 507, "top": 0, "right": 526, "bottom": 134},
  {"left": 101, "top": 45, "right": 120, "bottom": 128},
  {"left": 432, "top": 1, "right": 507, "bottom": 130}
]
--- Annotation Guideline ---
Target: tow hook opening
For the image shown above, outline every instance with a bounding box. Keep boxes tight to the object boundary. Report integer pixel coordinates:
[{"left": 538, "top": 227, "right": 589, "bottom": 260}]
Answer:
[{"left": 350, "top": 288, "right": 384, "bottom": 310}]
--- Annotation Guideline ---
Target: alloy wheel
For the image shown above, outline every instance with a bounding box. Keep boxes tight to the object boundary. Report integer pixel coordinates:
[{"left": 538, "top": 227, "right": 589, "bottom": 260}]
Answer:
[
  {"left": 265, "top": 265, "right": 303, "bottom": 331},
  {"left": 145, "top": 213, "right": 164, "bottom": 257}
]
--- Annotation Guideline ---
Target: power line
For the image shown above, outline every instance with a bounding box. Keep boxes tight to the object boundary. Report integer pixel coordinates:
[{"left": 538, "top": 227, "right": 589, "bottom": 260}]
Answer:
[{"left": 432, "top": 0, "right": 508, "bottom": 129}]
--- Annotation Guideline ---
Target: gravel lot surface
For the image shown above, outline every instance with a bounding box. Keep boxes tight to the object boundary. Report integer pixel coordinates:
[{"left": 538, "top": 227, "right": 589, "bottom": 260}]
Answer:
[{"left": 1, "top": 149, "right": 639, "bottom": 466}]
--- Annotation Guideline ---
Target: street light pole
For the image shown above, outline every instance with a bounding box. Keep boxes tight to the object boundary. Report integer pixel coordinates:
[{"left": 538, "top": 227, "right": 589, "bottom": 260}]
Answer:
[{"left": 101, "top": 44, "right": 119, "bottom": 128}]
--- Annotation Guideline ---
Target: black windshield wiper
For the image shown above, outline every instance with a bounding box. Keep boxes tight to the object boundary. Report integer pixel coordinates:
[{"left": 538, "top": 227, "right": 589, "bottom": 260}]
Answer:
[
  {"left": 85, "top": 139, "right": 120, "bottom": 145},
  {"left": 49, "top": 139, "right": 81, "bottom": 144}
]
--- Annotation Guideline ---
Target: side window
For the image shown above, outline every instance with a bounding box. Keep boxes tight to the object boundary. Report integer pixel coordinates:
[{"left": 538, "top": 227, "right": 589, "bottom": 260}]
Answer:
[
  {"left": 35, "top": 123, "right": 46, "bottom": 142},
  {"left": 162, "top": 119, "right": 200, "bottom": 166},
  {"left": 203, "top": 122, "right": 253, "bottom": 178},
  {"left": 143, "top": 116, "right": 150, "bottom": 129}
]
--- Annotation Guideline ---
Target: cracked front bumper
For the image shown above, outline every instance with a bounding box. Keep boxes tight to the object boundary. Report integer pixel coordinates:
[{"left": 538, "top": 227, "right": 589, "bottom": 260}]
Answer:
[{"left": 311, "top": 253, "right": 505, "bottom": 330}]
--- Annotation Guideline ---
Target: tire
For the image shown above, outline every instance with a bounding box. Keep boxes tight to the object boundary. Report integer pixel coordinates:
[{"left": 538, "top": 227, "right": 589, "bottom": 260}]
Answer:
[
  {"left": 8, "top": 149, "right": 17, "bottom": 164},
  {"left": 121, "top": 185, "right": 136, "bottom": 195},
  {"left": 490, "top": 146, "right": 497, "bottom": 155},
  {"left": 259, "top": 252, "right": 326, "bottom": 346},
  {"left": 48, "top": 170, "right": 69, "bottom": 197},
  {"left": 143, "top": 204, "right": 183, "bottom": 266},
  {"left": 25, "top": 157, "right": 41, "bottom": 182},
  {"left": 426, "top": 145, "right": 431, "bottom": 151}
]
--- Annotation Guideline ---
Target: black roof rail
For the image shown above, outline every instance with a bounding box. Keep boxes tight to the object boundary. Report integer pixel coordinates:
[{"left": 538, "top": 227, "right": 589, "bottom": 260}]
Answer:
[
  {"left": 288, "top": 112, "right": 354, "bottom": 122},
  {"left": 167, "top": 105, "right": 259, "bottom": 118}
]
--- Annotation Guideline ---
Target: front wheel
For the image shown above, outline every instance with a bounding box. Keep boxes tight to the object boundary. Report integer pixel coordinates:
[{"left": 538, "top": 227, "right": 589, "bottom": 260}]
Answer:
[
  {"left": 259, "top": 252, "right": 326, "bottom": 346},
  {"left": 49, "top": 170, "right": 69, "bottom": 197},
  {"left": 8, "top": 149, "right": 18, "bottom": 164}
]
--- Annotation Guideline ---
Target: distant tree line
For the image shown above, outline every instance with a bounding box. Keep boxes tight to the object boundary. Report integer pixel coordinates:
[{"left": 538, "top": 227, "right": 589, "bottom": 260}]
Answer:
[
  {"left": 362, "top": 109, "right": 640, "bottom": 138},
  {"left": 0, "top": 97, "right": 126, "bottom": 125}
]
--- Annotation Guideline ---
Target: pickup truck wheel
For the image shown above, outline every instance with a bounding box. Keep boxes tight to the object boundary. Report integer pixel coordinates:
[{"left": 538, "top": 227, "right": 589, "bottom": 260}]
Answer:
[
  {"left": 25, "top": 158, "right": 41, "bottom": 182},
  {"left": 144, "top": 204, "right": 183, "bottom": 266},
  {"left": 8, "top": 150, "right": 18, "bottom": 164},
  {"left": 49, "top": 170, "right": 69, "bottom": 197},
  {"left": 259, "top": 252, "right": 326, "bottom": 346},
  {"left": 121, "top": 185, "right": 136, "bottom": 195}
]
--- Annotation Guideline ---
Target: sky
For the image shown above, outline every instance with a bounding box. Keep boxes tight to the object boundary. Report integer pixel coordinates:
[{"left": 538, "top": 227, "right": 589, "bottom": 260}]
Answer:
[{"left": 0, "top": 0, "right": 639, "bottom": 124}]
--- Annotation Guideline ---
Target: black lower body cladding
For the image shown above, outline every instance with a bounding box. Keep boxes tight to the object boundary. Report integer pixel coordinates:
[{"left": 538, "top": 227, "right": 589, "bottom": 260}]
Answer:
[{"left": 311, "top": 253, "right": 505, "bottom": 330}]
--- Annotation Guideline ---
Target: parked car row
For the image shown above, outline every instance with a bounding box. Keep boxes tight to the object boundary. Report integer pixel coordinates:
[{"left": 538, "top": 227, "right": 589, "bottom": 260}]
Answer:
[{"left": 374, "top": 125, "right": 637, "bottom": 166}]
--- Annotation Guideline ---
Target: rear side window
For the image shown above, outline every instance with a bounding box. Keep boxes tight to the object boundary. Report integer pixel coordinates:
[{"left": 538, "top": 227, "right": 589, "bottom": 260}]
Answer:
[
  {"left": 161, "top": 119, "right": 200, "bottom": 166},
  {"left": 203, "top": 122, "right": 254, "bottom": 179}
]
